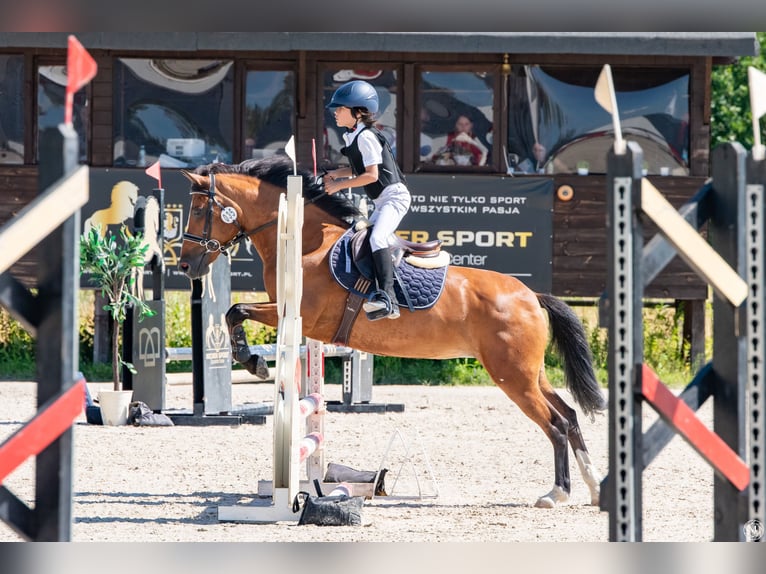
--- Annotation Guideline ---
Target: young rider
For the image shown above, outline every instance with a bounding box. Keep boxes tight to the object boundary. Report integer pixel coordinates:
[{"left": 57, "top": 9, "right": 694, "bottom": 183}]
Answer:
[{"left": 324, "top": 80, "right": 411, "bottom": 320}]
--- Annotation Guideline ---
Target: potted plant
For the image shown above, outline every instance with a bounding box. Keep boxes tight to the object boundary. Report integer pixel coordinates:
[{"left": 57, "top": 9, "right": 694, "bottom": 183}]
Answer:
[
  {"left": 80, "top": 224, "right": 155, "bottom": 424},
  {"left": 576, "top": 160, "right": 589, "bottom": 175}
]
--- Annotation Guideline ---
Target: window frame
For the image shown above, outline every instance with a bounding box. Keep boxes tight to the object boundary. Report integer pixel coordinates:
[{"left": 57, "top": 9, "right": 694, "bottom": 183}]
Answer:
[
  {"left": 316, "top": 62, "right": 403, "bottom": 170},
  {"left": 239, "top": 61, "right": 298, "bottom": 164},
  {"left": 34, "top": 56, "right": 92, "bottom": 166},
  {"left": 415, "top": 64, "right": 501, "bottom": 173},
  {"left": 0, "top": 53, "right": 25, "bottom": 166},
  {"left": 111, "top": 57, "right": 235, "bottom": 169},
  {"left": 505, "top": 62, "right": 692, "bottom": 176}
]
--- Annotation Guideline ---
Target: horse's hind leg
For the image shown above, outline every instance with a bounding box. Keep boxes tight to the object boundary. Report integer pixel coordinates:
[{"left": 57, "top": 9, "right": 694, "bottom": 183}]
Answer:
[
  {"left": 486, "top": 362, "right": 572, "bottom": 508},
  {"left": 528, "top": 397, "right": 572, "bottom": 508},
  {"left": 539, "top": 372, "right": 602, "bottom": 506},
  {"left": 226, "top": 302, "right": 278, "bottom": 379}
]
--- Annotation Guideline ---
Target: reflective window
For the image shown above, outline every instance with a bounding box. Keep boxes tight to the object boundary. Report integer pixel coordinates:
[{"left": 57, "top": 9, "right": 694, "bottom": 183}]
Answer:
[
  {"left": 243, "top": 70, "right": 294, "bottom": 160},
  {"left": 419, "top": 70, "right": 494, "bottom": 168},
  {"left": 0, "top": 55, "right": 24, "bottom": 164},
  {"left": 38, "top": 65, "right": 89, "bottom": 164},
  {"left": 322, "top": 68, "right": 398, "bottom": 166},
  {"left": 113, "top": 59, "right": 234, "bottom": 168},
  {"left": 507, "top": 65, "right": 690, "bottom": 175}
]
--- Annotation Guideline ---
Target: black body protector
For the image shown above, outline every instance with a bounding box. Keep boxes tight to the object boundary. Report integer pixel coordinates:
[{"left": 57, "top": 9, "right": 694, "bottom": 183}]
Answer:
[
  {"left": 341, "top": 127, "right": 406, "bottom": 199},
  {"left": 341, "top": 126, "right": 406, "bottom": 320}
]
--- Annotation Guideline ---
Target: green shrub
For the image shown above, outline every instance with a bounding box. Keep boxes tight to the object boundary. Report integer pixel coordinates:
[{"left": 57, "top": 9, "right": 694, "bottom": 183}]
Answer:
[
  {"left": 80, "top": 224, "right": 156, "bottom": 390},
  {"left": 0, "top": 309, "right": 36, "bottom": 377}
]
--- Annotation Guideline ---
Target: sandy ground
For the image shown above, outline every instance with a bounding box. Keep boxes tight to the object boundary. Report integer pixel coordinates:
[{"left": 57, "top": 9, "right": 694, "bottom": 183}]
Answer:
[{"left": 0, "top": 373, "right": 716, "bottom": 543}]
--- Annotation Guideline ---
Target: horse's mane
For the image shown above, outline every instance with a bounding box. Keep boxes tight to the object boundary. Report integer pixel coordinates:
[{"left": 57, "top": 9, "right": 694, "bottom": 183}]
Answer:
[{"left": 194, "top": 155, "right": 362, "bottom": 225}]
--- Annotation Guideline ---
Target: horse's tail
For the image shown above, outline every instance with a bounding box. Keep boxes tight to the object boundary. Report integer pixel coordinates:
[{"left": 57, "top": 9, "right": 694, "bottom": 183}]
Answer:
[{"left": 537, "top": 293, "right": 606, "bottom": 418}]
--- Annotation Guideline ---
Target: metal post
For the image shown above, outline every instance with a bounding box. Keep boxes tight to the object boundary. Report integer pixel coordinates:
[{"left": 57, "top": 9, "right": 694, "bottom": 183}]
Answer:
[
  {"left": 123, "top": 189, "right": 167, "bottom": 411},
  {"left": 34, "top": 124, "right": 79, "bottom": 541},
  {"left": 606, "top": 141, "right": 644, "bottom": 541},
  {"left": 745, "top": 149, "right": 766, "bottom": 536},
  {"left": 710, "top": 142, "right": 748, "bottom": 541},
  {"left": 191, "top": 254, "right": 233, "bottom": 415}
]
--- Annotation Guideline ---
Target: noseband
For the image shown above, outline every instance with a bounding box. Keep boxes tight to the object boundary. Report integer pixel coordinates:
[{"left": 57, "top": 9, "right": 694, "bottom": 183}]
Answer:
[
  {"left": 182, "top": 172, "right": 327, "bottom": 254},
  {"left": 182, "top": 173, "right": 277, "bottom": 254}
]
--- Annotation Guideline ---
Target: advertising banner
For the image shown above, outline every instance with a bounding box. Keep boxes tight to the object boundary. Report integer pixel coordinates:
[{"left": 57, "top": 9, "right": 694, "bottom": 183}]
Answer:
[
  {"left": 401, "top": 174, "right": 553, "bottom": 292},
  {"left": 83, "top": 169, "right": 552, "bottom": 293}
]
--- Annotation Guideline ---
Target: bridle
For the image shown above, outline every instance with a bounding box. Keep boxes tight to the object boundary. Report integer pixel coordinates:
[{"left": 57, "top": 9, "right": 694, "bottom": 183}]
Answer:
[
  {"left": 182, "top": 172, "right": 328, "bottom": 254},
  {"left": 182, "top": 173, "right": 274, "bottom": 254}
]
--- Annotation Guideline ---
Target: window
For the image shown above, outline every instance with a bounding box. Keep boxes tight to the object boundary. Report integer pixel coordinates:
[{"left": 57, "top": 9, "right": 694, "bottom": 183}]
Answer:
[
  {"left": 113, "top": 59, "right": 234, "bottom": 168},
  {"left": 418, "top": 70, "right": 495, "bottom": 169},
  {"left": 243, "top": 69, "right": 294, "bottom": 160},
  {"left": 507, "top": 65, "right": 690, "bottom": 175},
  {"left": 321, "top": 68, "right": 398, "bottom": 166},
  {"left": 0, "top": 55, "right": 24, "bottom": 165},
  {"left": 37, "top": 64, "right": 89, "bottom": 164}
]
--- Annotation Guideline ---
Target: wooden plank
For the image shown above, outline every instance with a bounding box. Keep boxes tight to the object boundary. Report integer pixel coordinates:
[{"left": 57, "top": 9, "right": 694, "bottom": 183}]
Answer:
[
  {"left": 0, "top": 379, "right": 85, "bottom": 485},
  {"left": 642, "top": 182, "right": 713, "bottom": 287},
  {"left": 641, "top": 364, "right": 750, "bottom": 491},
  {"left": 642, "top": 362, "right": 714, "bottom": 468},
  {"left": 641, "top": 178, "right": 748, "bottom": 306},
  {"left": 0, "top": 165, "right": 89, "bottom": 276}
]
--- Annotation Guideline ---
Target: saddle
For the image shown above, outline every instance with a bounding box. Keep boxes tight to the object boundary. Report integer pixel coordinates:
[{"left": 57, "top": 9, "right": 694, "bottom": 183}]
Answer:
[
  {"left": 329, "top": 224, "right": 450, "bottom": 344},
  {"left": 348, "top": 221, "right": 449, "bottom": 280}
]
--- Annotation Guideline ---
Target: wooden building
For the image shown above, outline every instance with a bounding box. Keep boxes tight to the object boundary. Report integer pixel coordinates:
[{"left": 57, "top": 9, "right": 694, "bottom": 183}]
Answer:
[{"left": 0, "top": 33, "right": 760, "bottom": 347}]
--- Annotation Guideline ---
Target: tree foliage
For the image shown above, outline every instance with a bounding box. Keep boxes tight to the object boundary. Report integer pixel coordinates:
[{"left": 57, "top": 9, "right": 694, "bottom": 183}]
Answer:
[
  {"left": 80, "top": 224, "right": 155, "bottom": 390},
  {"left": 711, "top": 32, "right": 766, "bottom": 148}
]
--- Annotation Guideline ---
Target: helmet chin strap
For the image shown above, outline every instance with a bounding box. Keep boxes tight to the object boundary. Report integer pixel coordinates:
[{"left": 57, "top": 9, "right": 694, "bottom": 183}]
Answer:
[{"left": 346, "top": 108, "right": 362, "bottom": 133}]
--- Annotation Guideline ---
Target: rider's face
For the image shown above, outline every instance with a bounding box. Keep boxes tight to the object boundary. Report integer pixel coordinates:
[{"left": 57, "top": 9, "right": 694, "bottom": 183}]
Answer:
[{"left": 333, "top": 106, "right": 356, "bottom": 129}]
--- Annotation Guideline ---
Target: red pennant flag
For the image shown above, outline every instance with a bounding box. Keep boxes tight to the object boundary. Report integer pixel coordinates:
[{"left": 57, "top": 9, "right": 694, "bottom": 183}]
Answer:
[
  {"left": 145, "top": 160, "right": 162, "bottom": 189},
  {"left": 65, "top": 35, "right": 97, "bottom": 126}
]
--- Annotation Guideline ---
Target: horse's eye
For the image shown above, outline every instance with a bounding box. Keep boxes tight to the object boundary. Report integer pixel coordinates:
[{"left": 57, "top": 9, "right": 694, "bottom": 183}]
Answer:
[{"left": 192, "top": 206, "right": 204, "bottom": 217}]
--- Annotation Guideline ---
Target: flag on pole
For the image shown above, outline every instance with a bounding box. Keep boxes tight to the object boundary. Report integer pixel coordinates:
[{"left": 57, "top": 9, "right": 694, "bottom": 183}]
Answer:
[
  {"left": 749, "top": 66, "right": 766, "bottom": 160},
  {"left": 312, "top": 138, "right": 317, "bottom": 178},
  {"left": 595, "top": 64, "right": 625, "bottom": 155},
  {"left": 65, "top": 35, "right": 97, "bottom": 126},
  {"left": 750, "top": 66, "right": 766, "bottom": 121},
  {"left": 285, "top": 135, "right": 297, "bottom": 175},
  {"left": 145, "top": 160, "right": 162, "bottom": 189}
]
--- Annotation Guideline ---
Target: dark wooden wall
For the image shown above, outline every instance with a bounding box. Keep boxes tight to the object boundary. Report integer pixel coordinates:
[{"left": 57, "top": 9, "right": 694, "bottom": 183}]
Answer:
[
  {"left": 551, "top": 174, "right": 707, "bottom": 299},
  {"left": 0, "top": 167, "right": 38, "bottom": 287}
]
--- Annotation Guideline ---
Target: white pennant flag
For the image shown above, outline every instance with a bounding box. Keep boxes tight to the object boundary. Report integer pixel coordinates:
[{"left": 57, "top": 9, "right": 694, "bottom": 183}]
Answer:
[
  {"left": 595, "top": 64, "right": 625, "bottom": 155},
  {"left": 750, "top": 66, "right": 766, "bottom": 120},
  {"left": 285, "top": 135, "right": 297, "bottom": 175},
  {"left": 749, "top": 66, "right": 766, "bottom": 160}
]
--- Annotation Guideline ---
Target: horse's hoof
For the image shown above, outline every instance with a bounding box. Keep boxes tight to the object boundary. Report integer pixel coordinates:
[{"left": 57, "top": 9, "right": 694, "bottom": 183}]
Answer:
[
  {"left": 534, "top": 485, "right": 569, "bottom": 508},
  {"left": 233, "top": 346, "right": 251, "bottom": 364},
  {"left": 243, "top": 355, "right": 270, "bottom": 379}
]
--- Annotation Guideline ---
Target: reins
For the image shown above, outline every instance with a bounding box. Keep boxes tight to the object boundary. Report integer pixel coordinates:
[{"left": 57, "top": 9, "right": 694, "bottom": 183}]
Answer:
[{"left": 182, "top": 172, "right": 328, "bottom": 254}]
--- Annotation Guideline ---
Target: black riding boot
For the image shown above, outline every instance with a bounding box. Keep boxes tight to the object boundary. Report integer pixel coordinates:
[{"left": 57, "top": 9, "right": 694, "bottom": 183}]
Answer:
[{"left": 364, "top": 248, "right": 400, "bottom": 319}]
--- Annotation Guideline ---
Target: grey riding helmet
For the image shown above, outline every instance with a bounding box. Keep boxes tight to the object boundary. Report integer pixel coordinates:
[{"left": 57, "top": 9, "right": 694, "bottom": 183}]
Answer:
[{"left": 326, "top": 80, "right": 379, "bottom": 114}]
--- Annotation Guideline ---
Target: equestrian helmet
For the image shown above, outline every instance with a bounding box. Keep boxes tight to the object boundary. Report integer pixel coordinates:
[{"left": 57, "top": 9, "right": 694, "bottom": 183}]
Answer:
[{"left": 326, "top": 80, "right": 379, "bottom": 114}]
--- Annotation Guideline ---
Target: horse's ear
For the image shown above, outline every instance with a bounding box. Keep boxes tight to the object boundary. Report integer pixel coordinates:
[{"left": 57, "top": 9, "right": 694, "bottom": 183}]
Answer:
[{"left": 180, "top": 170, "right": 204, "bottom": 185}]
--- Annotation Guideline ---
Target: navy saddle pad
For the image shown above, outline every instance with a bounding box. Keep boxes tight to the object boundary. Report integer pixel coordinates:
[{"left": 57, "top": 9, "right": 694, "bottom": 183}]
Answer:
[{"left": 329, "top": 228, "right": 448, "bottom": 310}]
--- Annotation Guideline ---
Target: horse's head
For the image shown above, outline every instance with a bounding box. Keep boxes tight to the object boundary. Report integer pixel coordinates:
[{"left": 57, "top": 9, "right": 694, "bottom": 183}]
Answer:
[
  {"left": 178, "top": 155, "right": 361, "bottom": 280},
  {"left": 178, "top": 170, "right": 262, "bottom": 279}
]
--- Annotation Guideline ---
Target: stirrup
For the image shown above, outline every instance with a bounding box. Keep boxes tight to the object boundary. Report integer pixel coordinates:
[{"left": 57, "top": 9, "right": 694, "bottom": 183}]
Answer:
[{"left": 364, "top": 290, "right": 397, "bottom": 321}]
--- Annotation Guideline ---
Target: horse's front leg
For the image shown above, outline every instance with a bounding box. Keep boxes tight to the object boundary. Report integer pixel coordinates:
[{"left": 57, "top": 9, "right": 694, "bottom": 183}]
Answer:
[{"left": 226, "top": 302, "right": 278, "bottom": 378}]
